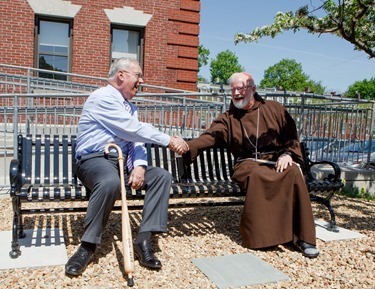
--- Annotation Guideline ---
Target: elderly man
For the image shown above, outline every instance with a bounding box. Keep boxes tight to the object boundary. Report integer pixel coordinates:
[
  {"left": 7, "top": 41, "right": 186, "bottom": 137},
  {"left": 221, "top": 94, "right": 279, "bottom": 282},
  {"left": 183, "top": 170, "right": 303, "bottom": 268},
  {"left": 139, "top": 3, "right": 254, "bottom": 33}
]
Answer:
[
  {"left": 65, "top": 57, "right": 188, "bottom": 276},
  {"left": 183, "top": 72, "right": 319, "bottom": 258}
]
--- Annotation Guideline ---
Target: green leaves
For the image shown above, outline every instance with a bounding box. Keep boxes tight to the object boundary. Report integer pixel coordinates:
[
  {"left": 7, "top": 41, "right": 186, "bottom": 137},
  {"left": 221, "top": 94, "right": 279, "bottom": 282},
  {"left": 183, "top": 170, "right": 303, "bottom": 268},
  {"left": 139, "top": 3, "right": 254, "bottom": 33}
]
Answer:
[
  {"left": 234, "top": 0, "right": 374, "bottom": 58},
  {"left": 345, "top": 77, "right": 375, "bottom": 99},
  {"left": 198, "top": 45, "right": 210, "bottom": 71},
  {"left": 259, "top": 58, "right": 325, "bottom": 94},
  {"left": 210, "top": 50, "right": 244, "bottom": 84}
]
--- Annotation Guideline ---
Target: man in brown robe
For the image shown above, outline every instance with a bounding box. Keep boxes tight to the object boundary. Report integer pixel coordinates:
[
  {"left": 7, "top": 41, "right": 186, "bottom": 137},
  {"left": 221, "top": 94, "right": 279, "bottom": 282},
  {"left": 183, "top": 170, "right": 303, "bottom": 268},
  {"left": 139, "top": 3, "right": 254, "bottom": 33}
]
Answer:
[{"left": 183, "top": 72, "right": 319, "bottom": 258}]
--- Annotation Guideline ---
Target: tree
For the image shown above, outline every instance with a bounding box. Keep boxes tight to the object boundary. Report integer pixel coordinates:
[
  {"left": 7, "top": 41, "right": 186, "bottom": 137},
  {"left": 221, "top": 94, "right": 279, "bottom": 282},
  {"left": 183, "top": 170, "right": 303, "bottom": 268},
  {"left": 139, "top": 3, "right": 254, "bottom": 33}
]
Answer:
[
  {"left": 259, "top": 58, "right": 326, "bottom": 94},
  {"left": 345, "top": 77, "right": 375, "bottom": 99},
  {"left": 234, "top": 0, "right": 375, "bottom": 58},
  {"left": 198, "top": 45, "right": 210, "bottom": 82},
  {"left": 198, "top": 45, "right": 210, "bottom": 71},
  {"left": 210, "top": 50, "right": 244, "bottom": 84},
  {"left": 305, "top": 79, "right": 326, "bottom": 95}
]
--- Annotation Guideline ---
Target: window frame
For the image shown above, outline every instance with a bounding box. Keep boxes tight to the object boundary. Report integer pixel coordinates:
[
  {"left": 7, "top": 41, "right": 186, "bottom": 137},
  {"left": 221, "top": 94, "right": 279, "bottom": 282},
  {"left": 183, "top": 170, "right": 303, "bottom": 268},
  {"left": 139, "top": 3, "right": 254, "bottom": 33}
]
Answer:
[
  {"left": 34, "top": 16, "right": 72, "bottom": 80},
  {"left": 110, "top": 25, "right": 144, "bottom": 67}
]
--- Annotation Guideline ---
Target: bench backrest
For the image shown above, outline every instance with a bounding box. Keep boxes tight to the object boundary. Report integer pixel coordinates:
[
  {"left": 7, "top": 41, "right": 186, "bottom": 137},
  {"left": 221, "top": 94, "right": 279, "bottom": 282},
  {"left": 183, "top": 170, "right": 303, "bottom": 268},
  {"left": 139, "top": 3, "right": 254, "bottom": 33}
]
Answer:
[
  {"left": 17, "top": 134, "right": 79, "bottom": 187},
  {"left": 14, "top": 134, "right": 318, "bottom": 197},
  {"left": 179, "top": 146, "right": 234, "bottom": 183}
]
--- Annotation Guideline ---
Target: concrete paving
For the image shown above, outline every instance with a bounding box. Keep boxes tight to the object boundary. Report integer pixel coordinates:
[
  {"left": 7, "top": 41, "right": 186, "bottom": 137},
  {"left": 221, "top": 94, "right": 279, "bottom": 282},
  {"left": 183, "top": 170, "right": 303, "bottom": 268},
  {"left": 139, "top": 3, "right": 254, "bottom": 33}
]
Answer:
[{"left": 0, "top": 228, "right": 67, "bottom": 270}]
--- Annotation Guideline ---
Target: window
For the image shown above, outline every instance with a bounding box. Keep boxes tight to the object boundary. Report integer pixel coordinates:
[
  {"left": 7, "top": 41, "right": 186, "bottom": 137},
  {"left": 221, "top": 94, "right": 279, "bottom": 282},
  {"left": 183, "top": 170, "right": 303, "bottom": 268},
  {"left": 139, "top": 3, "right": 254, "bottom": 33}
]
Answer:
[
  {"left": 36, "top": 18, "right": 71, "bottom": 80},
  {"left": 111, "top": 27, "right": 144, "bottom": 64}
]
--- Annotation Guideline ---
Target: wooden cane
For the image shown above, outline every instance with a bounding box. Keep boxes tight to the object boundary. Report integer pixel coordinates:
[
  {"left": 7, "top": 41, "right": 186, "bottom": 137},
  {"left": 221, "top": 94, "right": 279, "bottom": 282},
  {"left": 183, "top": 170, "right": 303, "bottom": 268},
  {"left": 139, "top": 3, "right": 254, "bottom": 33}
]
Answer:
[{"left": 104, "top": 143, "right": 135, "bottom": 287}]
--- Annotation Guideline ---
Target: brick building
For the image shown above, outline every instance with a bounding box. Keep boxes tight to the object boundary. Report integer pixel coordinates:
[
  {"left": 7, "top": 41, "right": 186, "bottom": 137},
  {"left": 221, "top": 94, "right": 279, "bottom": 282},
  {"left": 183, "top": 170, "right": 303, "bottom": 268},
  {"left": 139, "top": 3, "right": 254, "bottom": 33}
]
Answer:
[{"left": 0, "top": 0, "right": 200, "bottom": 91}]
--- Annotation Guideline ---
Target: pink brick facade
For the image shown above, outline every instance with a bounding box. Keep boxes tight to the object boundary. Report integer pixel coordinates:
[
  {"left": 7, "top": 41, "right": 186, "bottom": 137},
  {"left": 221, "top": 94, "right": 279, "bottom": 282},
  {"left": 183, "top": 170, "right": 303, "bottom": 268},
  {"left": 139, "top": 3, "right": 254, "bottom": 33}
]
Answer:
[{"left": 0, "top": 0, "right": 200, "bottom": 91}]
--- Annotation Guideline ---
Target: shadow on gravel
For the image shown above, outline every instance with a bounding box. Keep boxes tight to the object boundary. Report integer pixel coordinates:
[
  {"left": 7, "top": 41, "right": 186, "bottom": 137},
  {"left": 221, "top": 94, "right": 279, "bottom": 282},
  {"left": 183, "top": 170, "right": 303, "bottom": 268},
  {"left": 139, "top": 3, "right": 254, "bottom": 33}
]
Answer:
[
  {"left": 333, "top": 196, "right": 375, "bottom": 232},
  {"left": 20, "top": 194, "right": 374, "bottom": 251},
  {"left": 18, "top": 194, "right": 373, "bottom": 276},
  {"left": 166, "top": 206, "right": 242, "bottom": 240}
]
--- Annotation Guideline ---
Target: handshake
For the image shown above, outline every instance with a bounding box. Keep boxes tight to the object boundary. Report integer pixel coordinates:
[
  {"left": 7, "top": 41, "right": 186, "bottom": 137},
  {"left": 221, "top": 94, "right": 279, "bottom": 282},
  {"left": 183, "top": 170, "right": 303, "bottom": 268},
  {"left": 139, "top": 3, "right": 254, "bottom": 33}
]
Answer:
[{"left": 168, "top": 136, "right": 189, "bottom": 155}]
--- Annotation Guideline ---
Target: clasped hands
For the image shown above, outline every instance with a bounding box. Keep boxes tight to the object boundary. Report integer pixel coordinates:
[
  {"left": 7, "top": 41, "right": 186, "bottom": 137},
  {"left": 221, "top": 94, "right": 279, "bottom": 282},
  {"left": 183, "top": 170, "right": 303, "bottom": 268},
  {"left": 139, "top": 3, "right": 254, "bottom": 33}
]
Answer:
[
  {"left": 129, "top": 136, "right": 188, "bottom": 190},
  {"left": 168, "top": 136, "right": 189, "bottom": 155}
]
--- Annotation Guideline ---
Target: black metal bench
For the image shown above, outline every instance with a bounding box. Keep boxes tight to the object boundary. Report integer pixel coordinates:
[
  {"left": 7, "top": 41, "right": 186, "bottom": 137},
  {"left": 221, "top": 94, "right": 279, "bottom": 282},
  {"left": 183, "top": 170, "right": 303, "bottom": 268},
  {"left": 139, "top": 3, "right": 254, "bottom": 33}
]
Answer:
[{"left": 9, "top": 134, "right": 344, "bottom": 258}]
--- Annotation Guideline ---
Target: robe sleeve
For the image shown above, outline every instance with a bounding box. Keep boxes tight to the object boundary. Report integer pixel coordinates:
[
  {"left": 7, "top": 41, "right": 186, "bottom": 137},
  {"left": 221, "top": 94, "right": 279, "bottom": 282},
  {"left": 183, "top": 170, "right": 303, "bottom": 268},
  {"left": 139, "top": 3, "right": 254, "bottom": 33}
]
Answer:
[
  {"left": 183, "top": 114, "right": 229, "bottom": 164},
  {"left": 278, "top": 107, "right": 304, "bottom": 166}
]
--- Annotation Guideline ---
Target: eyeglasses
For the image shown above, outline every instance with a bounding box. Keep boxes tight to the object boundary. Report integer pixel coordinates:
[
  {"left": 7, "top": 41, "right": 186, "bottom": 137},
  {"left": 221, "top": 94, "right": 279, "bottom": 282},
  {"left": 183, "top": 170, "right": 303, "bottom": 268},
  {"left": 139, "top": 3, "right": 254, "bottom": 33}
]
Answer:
[
  {"left": 120, "top": 70, "right": 144, "bottom": 80},
  {"left": 231, "top": 86, "right": 251, "bottom": 94}
]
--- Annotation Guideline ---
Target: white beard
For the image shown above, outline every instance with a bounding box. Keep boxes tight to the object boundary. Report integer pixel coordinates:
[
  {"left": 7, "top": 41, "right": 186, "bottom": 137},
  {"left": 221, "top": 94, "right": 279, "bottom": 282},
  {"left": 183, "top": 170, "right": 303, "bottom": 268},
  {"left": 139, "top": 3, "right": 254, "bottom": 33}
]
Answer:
[{"left": 232, "top": 96, "right": 251, "bottom": 109}]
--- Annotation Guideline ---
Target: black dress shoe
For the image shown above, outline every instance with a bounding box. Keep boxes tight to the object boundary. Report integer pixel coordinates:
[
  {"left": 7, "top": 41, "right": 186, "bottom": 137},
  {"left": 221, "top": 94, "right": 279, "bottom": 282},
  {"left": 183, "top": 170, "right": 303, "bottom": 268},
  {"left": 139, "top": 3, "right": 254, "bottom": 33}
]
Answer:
[
  {"left": 65, "top": 246, "right": 94, "bottom": 276},
  {"left": 293, "top": 240, "right": 319, "bottom": 258},
  {"left": 134, "top": 240, "right": 162, "bottom": 269}
]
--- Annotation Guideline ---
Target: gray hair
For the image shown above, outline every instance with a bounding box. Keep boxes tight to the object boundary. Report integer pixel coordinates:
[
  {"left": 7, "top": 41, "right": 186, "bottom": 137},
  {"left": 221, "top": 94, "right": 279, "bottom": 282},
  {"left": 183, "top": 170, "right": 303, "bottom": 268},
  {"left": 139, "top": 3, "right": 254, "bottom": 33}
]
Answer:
[{"left": 108, "top": 57, "right": 140, "bottom": 80}]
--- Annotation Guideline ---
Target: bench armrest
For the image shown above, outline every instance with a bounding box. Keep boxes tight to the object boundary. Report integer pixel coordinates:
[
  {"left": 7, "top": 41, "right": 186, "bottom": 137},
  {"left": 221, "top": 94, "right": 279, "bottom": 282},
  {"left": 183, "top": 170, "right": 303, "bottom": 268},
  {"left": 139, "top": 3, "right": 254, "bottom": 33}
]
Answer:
[
  {"left": 9, "top": 159, "right": 20, "bottom": 196},
  {"left": 308, "top": 160, "right": 342, "bottom": 183},
  {"left": 300, "top": 141, "right": 342, "bottom": 183}
]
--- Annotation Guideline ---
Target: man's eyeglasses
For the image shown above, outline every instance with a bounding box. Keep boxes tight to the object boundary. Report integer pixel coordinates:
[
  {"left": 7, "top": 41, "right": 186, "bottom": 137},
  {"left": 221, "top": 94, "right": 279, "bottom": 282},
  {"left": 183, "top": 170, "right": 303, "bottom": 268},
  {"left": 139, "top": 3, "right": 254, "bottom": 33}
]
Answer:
[
  {"left": 120, "top": 70, "right": 143, "bottom": 80},
  {"left": 231, "top": 86, "right": 251, "bottom": 94}
]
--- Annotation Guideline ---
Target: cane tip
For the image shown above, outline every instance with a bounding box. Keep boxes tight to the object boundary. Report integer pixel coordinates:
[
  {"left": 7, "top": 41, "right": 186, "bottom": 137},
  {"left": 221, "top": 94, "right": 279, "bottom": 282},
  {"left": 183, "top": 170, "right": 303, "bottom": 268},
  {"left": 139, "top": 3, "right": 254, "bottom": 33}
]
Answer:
[{"left": 127, "top": 277, "right": 134, "bottom": 287}]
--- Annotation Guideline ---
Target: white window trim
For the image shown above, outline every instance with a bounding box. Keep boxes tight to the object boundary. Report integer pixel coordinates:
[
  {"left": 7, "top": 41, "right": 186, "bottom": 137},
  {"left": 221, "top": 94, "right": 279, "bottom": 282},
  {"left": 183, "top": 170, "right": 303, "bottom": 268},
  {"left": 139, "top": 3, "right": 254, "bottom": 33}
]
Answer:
[
  {"left": 105, "top": 6, "right": 152, "bottom": 27},
  {"left": 27, "top": 0, "right": 81, "bottom": 18}
]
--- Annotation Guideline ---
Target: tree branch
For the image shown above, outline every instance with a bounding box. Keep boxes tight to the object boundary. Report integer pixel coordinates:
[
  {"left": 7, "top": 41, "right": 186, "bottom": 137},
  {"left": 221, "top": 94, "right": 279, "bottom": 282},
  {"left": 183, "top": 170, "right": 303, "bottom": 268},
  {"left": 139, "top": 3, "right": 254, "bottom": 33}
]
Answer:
[{"left": 234, "top": 0, "right": 374, "bottom": 58}]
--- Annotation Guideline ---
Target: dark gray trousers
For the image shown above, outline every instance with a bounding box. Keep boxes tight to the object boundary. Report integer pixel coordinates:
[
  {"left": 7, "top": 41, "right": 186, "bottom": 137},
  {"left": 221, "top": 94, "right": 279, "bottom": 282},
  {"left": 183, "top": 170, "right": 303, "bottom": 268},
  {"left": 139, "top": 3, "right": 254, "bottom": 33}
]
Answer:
[{"left": 75, "top": 153, "right": 172, "bottom": 244}]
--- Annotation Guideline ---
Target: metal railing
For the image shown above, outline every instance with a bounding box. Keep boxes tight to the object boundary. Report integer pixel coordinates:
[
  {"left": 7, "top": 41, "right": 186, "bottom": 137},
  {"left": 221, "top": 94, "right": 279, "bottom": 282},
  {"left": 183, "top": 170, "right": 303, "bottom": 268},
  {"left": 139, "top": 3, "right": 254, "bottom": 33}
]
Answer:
[{"left": 1, "top": 64, "right": 374, "bottom": 187}]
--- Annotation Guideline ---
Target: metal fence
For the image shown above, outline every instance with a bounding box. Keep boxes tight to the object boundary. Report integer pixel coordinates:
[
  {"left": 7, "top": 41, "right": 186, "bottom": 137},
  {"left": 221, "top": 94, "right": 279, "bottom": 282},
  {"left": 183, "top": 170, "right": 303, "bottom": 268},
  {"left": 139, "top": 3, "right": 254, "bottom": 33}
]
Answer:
[{"left": 1, "top": 64, "right": 374, "bottom": 187}]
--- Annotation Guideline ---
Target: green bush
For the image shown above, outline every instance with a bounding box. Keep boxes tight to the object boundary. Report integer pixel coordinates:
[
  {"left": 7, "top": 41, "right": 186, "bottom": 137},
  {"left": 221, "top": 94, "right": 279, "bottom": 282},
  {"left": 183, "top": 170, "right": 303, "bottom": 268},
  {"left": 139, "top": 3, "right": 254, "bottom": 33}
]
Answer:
[{"left": 338, "top": 186, "right": 375, "bottom": 201}]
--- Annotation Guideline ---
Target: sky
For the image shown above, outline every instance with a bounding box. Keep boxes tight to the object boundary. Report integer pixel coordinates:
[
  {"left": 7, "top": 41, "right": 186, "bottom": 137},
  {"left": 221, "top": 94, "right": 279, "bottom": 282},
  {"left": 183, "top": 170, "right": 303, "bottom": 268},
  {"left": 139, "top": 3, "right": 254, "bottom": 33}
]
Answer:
[{"left": 199, "top": 0, "right": 374, "bottom": 94}]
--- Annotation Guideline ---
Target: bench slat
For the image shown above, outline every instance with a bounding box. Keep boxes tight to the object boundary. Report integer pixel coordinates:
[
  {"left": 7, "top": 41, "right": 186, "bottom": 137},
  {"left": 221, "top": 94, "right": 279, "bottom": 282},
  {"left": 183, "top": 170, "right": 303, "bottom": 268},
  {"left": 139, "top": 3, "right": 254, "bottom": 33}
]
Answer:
[
  {"left": 62, "top": 135, "right": 69, "bottom": 185},
  {"left": 162, "top": 146, "right": 169, "bottom": 171},
  {"left": 44, "top": 135, "right": 51, "bottom": 185},
  {"left": 34, "top": 135, "right": 42, "bottom": 185},
  {"left": 53, "top": 135, "right": 59, "bottom": 185},
  {"left": 169, "top": 150, "right": 178, "bottom": 182},
  {"left": 23, "top": 135, "right": 32, "bottom": 184},
  {"left": 71, "top": 135, "right": 77, "bottom": 186},
  {"left": 198, "top": 153, "right": 207, "bottom": 180},
  {"left": 220, "top": 148, "right": 231, "bottom": 181},
  {"left": 154, "top": 144, "right": 161, "bottom": 167}
]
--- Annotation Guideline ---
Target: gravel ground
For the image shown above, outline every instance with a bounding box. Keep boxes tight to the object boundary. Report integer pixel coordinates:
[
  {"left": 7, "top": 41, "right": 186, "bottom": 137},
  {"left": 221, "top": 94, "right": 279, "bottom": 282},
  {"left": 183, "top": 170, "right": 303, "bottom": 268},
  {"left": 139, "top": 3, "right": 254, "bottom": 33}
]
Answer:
[{"left": 0, "top": 195, "right": 374, "bottom": 289}]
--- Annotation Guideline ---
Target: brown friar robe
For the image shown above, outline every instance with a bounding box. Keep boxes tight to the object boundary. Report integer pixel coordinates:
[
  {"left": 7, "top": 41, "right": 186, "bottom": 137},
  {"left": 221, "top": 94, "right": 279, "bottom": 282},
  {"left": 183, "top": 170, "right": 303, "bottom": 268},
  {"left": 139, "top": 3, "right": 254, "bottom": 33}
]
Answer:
[{"left": 184, "top": 97, "right": 316, "bottom": 249}]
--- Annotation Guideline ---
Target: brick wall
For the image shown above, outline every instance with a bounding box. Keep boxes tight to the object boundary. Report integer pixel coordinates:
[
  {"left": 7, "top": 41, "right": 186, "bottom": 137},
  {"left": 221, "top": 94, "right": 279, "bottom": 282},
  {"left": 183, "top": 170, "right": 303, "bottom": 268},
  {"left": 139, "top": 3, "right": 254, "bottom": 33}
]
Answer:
[
  {"left": 0, "top": 0, "right": 200, "bottom": 91},
  {"left": 0, "top": 1, "right": 35, "bottom": 68}
]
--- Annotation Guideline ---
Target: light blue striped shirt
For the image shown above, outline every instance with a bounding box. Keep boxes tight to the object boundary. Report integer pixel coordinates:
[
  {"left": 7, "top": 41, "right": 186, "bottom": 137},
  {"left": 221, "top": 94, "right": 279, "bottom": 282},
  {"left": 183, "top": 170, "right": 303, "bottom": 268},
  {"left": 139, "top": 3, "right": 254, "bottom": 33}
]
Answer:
[{"left": 76, "top": 84, "right": 170, "bottom": 168}]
